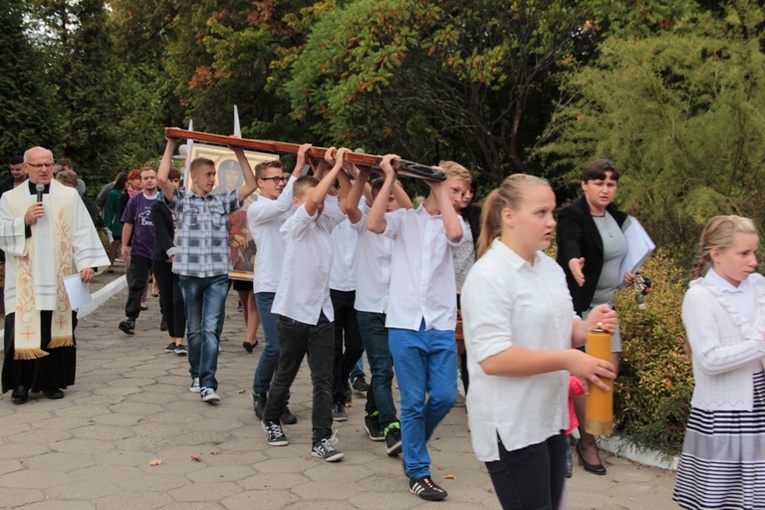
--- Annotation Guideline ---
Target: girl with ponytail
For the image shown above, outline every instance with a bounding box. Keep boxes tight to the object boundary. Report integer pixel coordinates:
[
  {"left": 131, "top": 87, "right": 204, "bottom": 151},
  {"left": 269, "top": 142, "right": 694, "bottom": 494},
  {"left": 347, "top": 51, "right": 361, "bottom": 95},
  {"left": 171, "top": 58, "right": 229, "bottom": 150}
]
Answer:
[
  {"left": 673, "top": 215, "right": 765, "bottom": 510},
  {"left": 461, "top": 174, "right": 617, "bottom": 510}
]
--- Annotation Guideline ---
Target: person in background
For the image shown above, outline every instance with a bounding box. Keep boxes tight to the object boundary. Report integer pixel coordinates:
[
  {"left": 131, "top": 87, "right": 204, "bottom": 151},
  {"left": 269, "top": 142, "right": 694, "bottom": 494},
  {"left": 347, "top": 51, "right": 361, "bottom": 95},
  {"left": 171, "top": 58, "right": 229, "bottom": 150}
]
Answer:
[
  {"left": 555, "top": 159, "right": 636, "bottom": 475},
  {"left": 673, "top": 215, "right": 765, "bottom": 510},
  {"left": 55, "top": 170, "right": 101, "bottom": 229},
  {"left": 103, "top": 173, "right": 128, "bottom": 273},
  {"left": 461, "top": 173, "right": 617, "bottom": 510},
  {"left": 56, "top": 159, "right": 86, "bottom": 196},
  {"left": 151, "top": 167, "right": 187, "bottom": 356},
  {"left": 0, "top": 156, "right": 27, "bottom": 197}
]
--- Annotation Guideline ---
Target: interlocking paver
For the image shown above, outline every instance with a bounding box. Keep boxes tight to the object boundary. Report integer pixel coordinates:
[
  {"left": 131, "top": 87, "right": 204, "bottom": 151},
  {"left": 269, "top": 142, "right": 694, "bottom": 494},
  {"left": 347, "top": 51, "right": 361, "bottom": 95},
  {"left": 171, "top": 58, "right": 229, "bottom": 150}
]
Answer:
[{"left": 0, "top": 273, "right": 680, "bottom": 509}]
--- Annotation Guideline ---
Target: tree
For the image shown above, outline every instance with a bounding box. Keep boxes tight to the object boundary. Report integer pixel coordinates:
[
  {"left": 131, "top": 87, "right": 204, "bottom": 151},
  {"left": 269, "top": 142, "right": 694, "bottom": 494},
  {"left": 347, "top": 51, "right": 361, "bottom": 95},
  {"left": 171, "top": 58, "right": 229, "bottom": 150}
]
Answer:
[
  {"left": 285, "top": 0, "right": 696, "bottom": 184},
  {"left": 536, "top": 0, "right": 765, "bottom": 253},
  {"left": 0, "top": 0, "right": 62, "bottom": 161}
]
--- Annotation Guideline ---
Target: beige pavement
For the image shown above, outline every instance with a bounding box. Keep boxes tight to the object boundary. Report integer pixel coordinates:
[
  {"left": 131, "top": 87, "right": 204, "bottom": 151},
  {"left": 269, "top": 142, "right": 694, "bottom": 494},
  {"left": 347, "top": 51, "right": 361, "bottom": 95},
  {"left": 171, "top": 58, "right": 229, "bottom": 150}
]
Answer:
[{"left": 0, "top": 280, "right": 679, "bottom": 509}]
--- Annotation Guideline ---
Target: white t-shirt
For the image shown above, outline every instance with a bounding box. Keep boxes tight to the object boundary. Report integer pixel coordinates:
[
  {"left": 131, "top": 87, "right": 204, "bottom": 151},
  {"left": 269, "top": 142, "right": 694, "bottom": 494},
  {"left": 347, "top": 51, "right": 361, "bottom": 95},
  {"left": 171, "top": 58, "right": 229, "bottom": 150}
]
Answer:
[
  {"left": 383, "top": 205, "right": 465, "bottom": 331},
  {"left": 462, "top": 238, "right": 573, "bottom": 461}
]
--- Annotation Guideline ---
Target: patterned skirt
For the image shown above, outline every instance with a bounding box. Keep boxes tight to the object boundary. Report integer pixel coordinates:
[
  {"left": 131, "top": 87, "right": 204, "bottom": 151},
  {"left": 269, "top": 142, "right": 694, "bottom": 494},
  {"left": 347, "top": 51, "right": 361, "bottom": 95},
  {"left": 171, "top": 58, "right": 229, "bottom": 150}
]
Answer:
[{"left": 673, "top": 371, "right": 765, "bottom": 510}]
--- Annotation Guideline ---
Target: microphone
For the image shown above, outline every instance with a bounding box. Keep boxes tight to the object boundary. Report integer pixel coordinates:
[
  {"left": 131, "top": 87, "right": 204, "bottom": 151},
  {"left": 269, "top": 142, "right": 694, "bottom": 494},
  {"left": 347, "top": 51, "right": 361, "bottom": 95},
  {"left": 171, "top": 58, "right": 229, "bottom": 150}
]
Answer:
[{"left": 36, "top": 183, "right": 44, "bottom": 203}]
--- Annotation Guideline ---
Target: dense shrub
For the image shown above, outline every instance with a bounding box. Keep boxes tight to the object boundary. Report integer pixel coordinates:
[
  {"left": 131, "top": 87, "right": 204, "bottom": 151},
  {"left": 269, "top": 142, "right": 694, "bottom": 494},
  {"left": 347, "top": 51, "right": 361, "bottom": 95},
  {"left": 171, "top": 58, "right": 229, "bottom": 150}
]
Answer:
[{"left": 614, "top": 248, "right": 693, "bottom": 456}]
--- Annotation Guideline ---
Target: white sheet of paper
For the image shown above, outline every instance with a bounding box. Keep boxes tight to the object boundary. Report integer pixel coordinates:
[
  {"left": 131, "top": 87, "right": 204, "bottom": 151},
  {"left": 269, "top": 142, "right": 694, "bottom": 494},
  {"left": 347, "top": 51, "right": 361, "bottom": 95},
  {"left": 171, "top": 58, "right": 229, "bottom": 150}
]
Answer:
[
  {"left": 64, "top": 274, "right": 92, "bottom": 310},
  {"left": 106, "top": 229, "right": 114, "bottom": 244},
  {"left": 619, "top": 216, "right": 655, "bottom": 283}
]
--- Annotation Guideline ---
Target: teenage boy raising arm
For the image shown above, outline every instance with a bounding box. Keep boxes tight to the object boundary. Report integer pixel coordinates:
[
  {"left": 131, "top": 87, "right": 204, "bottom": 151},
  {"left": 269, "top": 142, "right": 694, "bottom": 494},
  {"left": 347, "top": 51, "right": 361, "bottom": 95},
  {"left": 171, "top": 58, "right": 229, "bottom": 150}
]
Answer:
[{"left": 367, "top": 160, "right": 467, "bottom": 501}]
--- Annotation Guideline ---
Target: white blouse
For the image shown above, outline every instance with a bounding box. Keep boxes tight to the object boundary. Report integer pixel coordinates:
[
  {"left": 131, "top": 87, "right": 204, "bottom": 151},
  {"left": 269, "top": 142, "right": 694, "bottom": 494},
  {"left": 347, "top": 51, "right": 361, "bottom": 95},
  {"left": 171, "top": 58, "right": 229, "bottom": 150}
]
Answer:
[{"left": 461, "top": 239, "right": 574, "bottom": 461}]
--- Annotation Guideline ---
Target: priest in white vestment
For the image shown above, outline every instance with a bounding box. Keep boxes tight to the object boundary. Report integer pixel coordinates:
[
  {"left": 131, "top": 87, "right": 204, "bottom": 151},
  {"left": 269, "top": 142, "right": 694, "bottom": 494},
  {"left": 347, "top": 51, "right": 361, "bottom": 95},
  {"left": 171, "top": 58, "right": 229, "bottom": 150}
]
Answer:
[{"left": 0, "top": 146, "right": 110, "bottom": 404}]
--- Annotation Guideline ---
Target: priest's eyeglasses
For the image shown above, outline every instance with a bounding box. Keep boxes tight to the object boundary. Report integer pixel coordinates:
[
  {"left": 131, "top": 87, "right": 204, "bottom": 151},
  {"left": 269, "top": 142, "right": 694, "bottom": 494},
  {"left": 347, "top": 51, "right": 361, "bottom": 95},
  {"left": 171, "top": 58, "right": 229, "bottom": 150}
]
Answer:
[{"left": 27, "top": 162, "right": 56, "bottom": 168}]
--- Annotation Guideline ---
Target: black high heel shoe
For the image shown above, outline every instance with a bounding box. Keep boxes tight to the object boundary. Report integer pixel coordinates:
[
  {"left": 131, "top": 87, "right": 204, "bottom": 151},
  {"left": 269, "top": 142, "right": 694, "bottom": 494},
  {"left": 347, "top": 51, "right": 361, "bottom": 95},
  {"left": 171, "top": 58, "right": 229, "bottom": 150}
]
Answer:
[{"left": 576, "top": 441, "right": 606, "bottom": 475}]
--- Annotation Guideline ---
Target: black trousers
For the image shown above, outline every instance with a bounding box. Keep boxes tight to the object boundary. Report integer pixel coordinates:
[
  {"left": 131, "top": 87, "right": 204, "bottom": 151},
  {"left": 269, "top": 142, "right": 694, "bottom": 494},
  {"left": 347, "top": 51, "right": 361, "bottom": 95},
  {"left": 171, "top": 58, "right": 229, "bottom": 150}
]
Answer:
[
  {"left": 264, "top": 314, "right": 335, "bottom": 445},
  {"left": 125, "top": 255, "right": 152, "bottom": 319},
  {"left": 152, "top": 260, "right": 186, "bottom": 338},
  {"left": 485, "top": 432, "right": 567, "bottom": 510},
  {"left": 330, "top": 289, "right": 364, "bottom": 405}
]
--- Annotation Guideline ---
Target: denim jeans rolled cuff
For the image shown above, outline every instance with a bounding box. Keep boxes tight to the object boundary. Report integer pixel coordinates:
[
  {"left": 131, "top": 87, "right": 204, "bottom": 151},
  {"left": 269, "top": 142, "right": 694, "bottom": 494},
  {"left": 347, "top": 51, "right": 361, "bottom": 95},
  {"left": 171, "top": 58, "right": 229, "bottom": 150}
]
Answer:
[
  {"left": 125, "top": 255, "right": 152, "bottom": 319},
  {"left": 388, "top": 322, "right": 458, "bottom": 479},
  {"left": 357, "top": 311, "right": 398, "bottom": 427},
  {"left": 179, "top": 274, "right": 229, "bottom": 390},
  {"left": 252, "top": 292, "right": 281, "bottom": 395},
  {"left": 486, "top": 432, "right": 567, "bottom": 510}
]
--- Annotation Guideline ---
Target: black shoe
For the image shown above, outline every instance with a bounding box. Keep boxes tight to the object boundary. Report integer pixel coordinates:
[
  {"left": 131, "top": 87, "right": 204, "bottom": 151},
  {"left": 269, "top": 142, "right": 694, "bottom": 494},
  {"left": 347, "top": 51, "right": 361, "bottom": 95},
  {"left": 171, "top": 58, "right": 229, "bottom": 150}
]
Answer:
[
  {"left": 352, "top": 375, "right": 370, "bottom": 394},
  {"left": 385, "top": 423, "right": 403, "bottom": 455},
  {"left": 281, "top": 405, "right": 297, "bottom": 425},
  {"left": 262, "top": 420, "right": 288, "bottom": 446},
  {"left": 165, "top": 342, "right": 177, "bottom": 353},
  {"left": 11, "top": 385, "right": 29, "bottom": 405},
  {"left": 408, "top": 475, "right": 448, "bottom": 501},
  {"left": 251, "top": 390, "right": 266, "bottom": 420},
  {"left": 332, "top": 402, "right": 348, "bottom": 422},
  {"left": 364, "top": 412, "right": 384, "bottom": 441},
  {"left": 42, "top": 389, "right": 64, "bottom": 400},
  {"left": 576, "top": 441, "right": 607, "bottom": 475},
  {"left": 118, "top": 318, "right": 135, "bottom": 335},
  {"left": 242, "top": 341, "right": 256, "bottom": 353}
]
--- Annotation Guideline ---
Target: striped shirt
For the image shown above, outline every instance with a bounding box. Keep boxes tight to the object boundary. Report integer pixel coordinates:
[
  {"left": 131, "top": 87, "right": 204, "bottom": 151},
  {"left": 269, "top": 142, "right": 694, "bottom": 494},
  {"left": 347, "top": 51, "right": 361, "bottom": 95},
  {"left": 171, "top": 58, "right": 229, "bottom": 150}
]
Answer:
[{"left": 168, "top": 188, "right": 241, "bottom": 278}]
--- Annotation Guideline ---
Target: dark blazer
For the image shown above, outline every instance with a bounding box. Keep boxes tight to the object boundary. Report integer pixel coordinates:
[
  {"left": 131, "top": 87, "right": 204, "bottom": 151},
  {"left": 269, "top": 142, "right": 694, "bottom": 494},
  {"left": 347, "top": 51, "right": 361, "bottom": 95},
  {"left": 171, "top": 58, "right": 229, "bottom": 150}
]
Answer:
[{"left": 556, "top": 196, "right": 627, "bottom": 314}]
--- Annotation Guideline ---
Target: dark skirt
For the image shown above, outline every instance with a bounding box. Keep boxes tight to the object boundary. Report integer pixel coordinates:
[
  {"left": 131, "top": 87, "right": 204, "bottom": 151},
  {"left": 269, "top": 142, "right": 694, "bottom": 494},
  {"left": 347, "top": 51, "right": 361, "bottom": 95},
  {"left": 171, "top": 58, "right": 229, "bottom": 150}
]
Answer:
[
  {"left": 673, "top": 371, "right": 765, "bottom": 510},
  {"left": 2, "top": 312, "right": 77, "bottom": 393}
]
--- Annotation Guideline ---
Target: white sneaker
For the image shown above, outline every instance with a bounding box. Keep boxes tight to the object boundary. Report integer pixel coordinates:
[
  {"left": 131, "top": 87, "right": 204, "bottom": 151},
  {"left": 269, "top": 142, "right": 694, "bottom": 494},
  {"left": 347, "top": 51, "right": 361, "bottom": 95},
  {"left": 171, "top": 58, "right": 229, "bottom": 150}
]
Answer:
[
  {"left": 200, "top": 387, "right": 221, "bottom": 403},
  {"left": 189, "top": 378, "right": 200, "bottom": 393}
]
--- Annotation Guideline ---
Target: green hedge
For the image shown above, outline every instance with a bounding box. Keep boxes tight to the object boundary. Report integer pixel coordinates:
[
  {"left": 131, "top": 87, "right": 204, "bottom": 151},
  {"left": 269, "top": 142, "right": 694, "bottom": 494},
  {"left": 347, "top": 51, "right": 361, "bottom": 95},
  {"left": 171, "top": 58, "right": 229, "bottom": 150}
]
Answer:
[{"left": 614, "top": 249, "right": 693, "bottom": 456}]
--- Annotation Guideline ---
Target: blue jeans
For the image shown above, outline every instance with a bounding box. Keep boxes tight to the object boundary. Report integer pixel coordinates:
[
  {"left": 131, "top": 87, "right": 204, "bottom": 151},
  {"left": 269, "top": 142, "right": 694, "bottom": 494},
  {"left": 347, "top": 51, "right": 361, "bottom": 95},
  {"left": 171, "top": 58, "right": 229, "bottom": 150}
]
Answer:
[
  {"left": 179, "top": 274, "right": 229, "bottom": 390},
  {"left": 252, "top": 292, "right": 280, "bottom": 395},
  {"left": 357, "top": 311, "right": 398, "bottom": 427},
  {"left": 389, "top": 321, "right": 458, "bottom": 479}
]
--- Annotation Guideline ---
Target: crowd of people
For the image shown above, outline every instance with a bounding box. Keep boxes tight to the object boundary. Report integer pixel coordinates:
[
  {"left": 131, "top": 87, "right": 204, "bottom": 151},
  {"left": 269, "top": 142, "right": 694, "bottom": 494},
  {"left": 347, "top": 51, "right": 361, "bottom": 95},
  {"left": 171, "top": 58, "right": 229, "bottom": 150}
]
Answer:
[{"left": 1, "top": 144, "right": 764, "bottom": 509}]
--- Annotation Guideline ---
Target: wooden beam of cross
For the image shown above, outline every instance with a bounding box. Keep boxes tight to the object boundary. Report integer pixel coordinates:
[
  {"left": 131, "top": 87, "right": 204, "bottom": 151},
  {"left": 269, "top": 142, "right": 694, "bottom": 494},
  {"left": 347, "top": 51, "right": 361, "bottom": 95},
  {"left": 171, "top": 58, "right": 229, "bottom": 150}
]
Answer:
[{"left": 163, "top": 128, "right": 447, "bottom": 182}]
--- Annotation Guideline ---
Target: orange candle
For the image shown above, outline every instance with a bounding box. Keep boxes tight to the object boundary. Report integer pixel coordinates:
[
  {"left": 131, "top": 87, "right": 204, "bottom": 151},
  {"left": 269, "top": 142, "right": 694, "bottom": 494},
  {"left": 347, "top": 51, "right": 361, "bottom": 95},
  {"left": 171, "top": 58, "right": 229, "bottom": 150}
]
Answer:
[{"left": 585, "top": 325, "right": 613, "bottom": 435}]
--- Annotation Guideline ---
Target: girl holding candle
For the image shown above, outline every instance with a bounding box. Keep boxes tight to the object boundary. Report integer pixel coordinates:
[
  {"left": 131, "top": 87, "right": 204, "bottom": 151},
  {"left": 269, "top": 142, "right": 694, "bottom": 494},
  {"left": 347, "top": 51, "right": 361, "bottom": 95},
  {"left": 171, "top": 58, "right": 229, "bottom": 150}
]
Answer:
[
  {"left": 461, "top": 174, "right": 617, "bottom": 510},
  {"left": 673, "top": 215, "right": 765, "bottom": 510}
]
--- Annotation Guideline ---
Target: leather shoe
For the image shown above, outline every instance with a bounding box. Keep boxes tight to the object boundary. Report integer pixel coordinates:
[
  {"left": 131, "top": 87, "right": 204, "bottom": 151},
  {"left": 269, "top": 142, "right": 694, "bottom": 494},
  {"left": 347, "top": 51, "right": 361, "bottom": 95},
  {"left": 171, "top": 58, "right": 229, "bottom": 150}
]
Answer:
[
  {"left": 11, "top": 386, "right": 29, "bottom": 405},
  {"left": 42, "top": 389, "right": 64, "bottom": 400},
  {"left": 576, "top": 441, "right": 606, "bottom": 475}
]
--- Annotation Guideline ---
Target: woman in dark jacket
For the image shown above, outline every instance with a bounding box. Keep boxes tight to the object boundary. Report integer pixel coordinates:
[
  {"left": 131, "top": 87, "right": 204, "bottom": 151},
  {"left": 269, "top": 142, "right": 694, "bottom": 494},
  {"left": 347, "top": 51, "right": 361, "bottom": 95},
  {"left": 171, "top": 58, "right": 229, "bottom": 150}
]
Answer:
[
  {"left": 556, "top": 159, "right": 637, "bottom": 476},
  {"left": 150, "top": 168, "right": 186, "bottom": 355},
  {"left": 103, "top": 173, "right": 127, "bottom": 271}
]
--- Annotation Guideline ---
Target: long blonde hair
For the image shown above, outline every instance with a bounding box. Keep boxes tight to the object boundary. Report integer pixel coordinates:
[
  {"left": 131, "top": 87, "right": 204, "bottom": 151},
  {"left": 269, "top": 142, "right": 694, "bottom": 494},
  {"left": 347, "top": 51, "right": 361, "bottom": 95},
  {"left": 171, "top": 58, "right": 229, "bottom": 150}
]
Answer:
[
  {"left": 691, "top": 215, "right": 758, "bottom": 280},
  {"left": 476, "top": 174, "right": 550, "bottom": 259}
]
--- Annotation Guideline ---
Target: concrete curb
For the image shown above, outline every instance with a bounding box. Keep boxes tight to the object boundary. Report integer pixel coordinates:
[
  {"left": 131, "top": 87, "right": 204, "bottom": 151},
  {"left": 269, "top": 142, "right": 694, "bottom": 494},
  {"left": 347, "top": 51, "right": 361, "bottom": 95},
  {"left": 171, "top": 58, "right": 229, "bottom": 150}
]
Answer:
[{"left": 0, "top": 275, "right": 127, "bottom": 352}]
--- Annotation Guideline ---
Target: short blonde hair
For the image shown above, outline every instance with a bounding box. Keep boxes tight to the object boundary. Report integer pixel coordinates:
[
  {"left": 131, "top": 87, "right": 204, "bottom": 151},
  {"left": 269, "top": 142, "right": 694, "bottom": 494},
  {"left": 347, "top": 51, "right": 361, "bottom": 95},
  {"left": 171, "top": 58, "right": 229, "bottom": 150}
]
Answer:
[
  {"left": 439, "top": 160, "right": 473, "bottom": 183},
  {"left": 293, "top": 175, "right": 319, "bottom": 200}
]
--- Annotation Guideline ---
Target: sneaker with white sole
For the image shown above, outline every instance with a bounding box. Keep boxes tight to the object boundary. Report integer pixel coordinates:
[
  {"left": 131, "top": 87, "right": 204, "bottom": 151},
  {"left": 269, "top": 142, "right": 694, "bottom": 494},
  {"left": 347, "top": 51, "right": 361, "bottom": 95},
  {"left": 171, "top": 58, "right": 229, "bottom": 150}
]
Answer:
[
  {"left": 385, "top": 423, "right": 403, "bottom": 455},
  {"left": 262, "top": 420, "right": 288, "bottom": 446},
  {"left": 364, "top": 411, "right": 384, "bottom": 441},
  {"left": 332, "top": 402, "right": 348, "bottom": 421},
  {"left": 189, "top": 377, "right": 200, "bottom": 393},
  {"left": 312, "top": 436, "right": 344, "bottom": 462},
  {"left": 174, "top": 344, "right": 188, "bottom": 356},
  {"left": 200, "top": 387, "right": 220, "bottom": 403},
  {"left": 408, "top": 475, "right": 448, "bottom": 501},
  {"left": 165, "top": 342, "right": 176, "bottom": 353}
]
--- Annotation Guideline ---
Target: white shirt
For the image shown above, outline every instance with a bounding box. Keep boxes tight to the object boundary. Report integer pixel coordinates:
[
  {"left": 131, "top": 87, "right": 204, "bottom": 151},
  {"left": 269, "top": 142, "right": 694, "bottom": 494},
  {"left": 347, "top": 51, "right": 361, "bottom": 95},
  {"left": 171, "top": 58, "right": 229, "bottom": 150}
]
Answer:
[
  {"left": 247, "top": 177, "right": 296, "bottom": 294},
  {"left": 461, "top": 239, "right": 574, "bottom": 461},
  {"left": 384, "top": 205, "right": 465, "bottom": 331},
  {"left": 271, "top": 199, "right": 346, "bottom": 325},
  {"left": 353, "top": 206, "right": 393, "bottom": 314},
  {"left": 682, "top": 270, "right": 765, "bottom": 411},
  {"left": 329, "top": 215, "right": 359, "bottom": 292}
]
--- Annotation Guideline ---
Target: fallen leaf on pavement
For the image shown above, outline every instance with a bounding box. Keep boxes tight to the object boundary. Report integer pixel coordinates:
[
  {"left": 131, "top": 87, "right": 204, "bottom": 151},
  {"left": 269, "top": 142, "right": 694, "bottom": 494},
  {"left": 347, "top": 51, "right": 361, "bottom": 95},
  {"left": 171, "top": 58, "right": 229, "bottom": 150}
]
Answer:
[
  {"left": 211, "top": 451, "right": 221, "bottom": 455},
  {"left": 444, "top": 474, "right": 457, "bottom": 480},
  {"left": 148, "top": 459, "right": 162, "bottom": 466},
  {"left": 191, "top": 456, "right": 202, "bottom": 462}
]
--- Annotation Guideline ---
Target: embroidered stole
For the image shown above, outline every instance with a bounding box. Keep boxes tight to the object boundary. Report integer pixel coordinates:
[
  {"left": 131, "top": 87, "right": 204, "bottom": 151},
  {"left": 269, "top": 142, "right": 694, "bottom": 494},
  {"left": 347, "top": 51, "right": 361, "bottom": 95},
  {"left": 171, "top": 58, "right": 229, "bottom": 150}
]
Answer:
[{"left": 8, "top": 184, "right": 76, "bottom": 360}]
